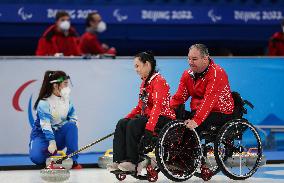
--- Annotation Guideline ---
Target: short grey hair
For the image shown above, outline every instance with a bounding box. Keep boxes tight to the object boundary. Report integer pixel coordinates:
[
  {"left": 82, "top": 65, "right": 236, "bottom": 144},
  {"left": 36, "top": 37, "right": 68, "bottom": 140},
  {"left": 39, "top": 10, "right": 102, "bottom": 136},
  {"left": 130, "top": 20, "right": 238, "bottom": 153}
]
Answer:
[{"left": 189, "top": 44, "right": 209, "bottom": 57}]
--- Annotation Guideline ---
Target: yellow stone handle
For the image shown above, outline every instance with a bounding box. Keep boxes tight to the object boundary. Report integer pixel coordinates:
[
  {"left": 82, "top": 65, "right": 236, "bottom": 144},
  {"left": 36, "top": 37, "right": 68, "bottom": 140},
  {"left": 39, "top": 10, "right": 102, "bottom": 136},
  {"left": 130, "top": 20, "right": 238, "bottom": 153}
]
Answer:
[
  {"left": 51, "top": 150, "right": 67, "bottom": 158},
  {"left": 147, "top": 150, "right": 155, "bottom": 157},
  {"left": 104, "top": 149, "right": 113, "bottom": 157}
]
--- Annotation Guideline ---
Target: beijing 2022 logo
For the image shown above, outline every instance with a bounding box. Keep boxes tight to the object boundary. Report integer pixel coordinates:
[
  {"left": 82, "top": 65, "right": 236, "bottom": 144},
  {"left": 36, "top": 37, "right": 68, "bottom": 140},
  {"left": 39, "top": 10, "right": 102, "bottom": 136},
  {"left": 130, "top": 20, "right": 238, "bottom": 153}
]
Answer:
[{"left": 12, "top": 80, "right": 37, "bottom": 127}]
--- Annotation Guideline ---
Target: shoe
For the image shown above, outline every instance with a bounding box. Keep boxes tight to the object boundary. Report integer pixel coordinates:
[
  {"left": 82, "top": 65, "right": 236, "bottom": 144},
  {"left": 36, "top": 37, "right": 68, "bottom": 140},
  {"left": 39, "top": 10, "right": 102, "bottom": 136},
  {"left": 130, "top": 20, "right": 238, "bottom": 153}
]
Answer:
[
  {"left": 106, "top": 162, "right": 119, "bottom": 172},
  {"left": 118, "top": 162, "right": 143, "bottom": 175},
  {"left": 72, "top": 161, "right": 83, "bottom": 169}
]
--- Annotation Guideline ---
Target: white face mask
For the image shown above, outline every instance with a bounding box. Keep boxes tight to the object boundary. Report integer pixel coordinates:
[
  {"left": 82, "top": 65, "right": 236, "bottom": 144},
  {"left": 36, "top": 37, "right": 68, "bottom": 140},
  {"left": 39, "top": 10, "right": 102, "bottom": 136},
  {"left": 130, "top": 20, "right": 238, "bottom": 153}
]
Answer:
[
  {"left": 60, "top": 86, "right": 71, "bottom": 99},
  {"left": 97, "top": 21, "right": 107, "bottom": 33},
  {"left": 59, "top": 20, "right": 71, "bottom": 31}
]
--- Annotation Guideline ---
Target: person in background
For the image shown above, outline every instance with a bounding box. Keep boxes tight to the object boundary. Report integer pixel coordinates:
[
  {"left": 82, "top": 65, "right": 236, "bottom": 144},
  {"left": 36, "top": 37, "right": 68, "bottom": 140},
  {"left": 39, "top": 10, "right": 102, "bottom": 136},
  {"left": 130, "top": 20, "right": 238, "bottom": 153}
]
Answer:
[
  {"left": 29, "top": 70, "right": 82, "bottom": 169},
  {"left": 36, "top": 11, "right": 81, "bottom": 56},
  {"left": 79, "top": 12, "right": 117, "bottom": 56},
  {"left": 268, "top": 18, "right": 284, "bottom": 56}
]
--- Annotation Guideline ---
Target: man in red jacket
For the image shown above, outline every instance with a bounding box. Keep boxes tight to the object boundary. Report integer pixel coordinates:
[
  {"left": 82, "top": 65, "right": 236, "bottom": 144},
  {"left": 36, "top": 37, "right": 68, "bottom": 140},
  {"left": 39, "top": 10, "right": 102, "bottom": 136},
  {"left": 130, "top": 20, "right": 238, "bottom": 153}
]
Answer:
[
  {"left": 79, "top": 12, "right": 116, "bottom": 56},
  {"left": 36, "top": 11, "right": 81, "bottom": 56},
  {"left": 170, "top": 44, "right": 235, "bottom": 131},
  {"left": 268, "top": 19, "right": 284, "bottom": 56}
]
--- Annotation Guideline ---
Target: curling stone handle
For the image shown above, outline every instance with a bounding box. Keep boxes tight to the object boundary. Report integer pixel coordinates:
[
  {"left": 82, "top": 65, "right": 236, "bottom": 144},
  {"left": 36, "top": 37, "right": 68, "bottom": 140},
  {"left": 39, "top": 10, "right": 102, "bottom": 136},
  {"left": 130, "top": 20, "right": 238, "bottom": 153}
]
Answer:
[
  {"left": 50, "top": 151, "right": 66, "bottom": 158},
  {"left": 55, "top": 132, "right": 114, "bottom": 164},
  {"left": 104, "top": 149, "right": 113, "bottom": 157}
]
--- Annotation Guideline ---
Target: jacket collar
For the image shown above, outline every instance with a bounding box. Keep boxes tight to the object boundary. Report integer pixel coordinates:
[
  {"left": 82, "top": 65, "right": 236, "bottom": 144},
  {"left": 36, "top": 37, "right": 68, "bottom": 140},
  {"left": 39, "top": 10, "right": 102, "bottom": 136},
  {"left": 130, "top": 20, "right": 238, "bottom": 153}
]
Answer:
[{"left": 148, "top": 72, "right": 159, "bottom": 84}]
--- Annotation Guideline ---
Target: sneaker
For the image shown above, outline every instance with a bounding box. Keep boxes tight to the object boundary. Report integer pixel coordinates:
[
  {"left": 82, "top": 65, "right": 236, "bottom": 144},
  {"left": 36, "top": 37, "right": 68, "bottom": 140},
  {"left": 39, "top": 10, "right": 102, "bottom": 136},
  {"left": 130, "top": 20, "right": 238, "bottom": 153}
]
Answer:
[
  {"left": 118, "top": 162, "right": 143, "bottom": 175},
  {"left": 72, "top": 162, "right": 83, "bottom": 170},
  {"left": 106, "top": 162, "right": 119, "bottom": 172}
]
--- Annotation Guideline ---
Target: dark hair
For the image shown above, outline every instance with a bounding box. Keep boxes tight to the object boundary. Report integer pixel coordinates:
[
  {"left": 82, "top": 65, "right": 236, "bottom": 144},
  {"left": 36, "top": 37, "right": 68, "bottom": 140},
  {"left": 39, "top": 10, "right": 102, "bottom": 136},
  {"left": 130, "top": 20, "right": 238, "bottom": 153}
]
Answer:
[
  {"left": 134, "top": 51, "right": 157, "bottom": 88},
  {"left": 34, "top": 70, "right": 68, "bottom": 110},
  {"left": 86, "top": 12, "right": 99, "bottom": 27},
  {"left": 55, "top": 11, "right": 70, "bottom": 21},
  {"left": 189, "top": 44, "right": 210, "bottom": 57}
]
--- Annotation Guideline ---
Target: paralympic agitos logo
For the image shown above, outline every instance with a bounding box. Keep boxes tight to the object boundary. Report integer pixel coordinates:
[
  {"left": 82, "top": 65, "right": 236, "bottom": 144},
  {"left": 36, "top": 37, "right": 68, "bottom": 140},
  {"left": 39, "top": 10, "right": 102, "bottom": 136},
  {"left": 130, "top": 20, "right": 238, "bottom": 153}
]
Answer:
[{"left": 12, "top": 80, "right": 37, "bottom": 127}]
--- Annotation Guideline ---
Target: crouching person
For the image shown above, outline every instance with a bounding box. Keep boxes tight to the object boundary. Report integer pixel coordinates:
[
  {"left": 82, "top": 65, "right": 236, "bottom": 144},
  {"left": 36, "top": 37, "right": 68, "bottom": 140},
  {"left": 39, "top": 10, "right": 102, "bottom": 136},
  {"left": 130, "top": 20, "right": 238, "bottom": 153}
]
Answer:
[{"left": 29, "top": 71, "right": 82, "bottom": 169}]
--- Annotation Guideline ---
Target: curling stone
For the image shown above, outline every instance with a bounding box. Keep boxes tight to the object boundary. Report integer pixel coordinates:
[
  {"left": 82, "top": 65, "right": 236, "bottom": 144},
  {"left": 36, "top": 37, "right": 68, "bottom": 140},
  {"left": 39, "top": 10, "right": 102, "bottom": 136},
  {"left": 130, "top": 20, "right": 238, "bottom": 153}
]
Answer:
[
  {"left": 46, "top": 151, "right": 73, "bottom": 170},
  {"left": 225, "top": 153, "right": 247, "bottom": 167},
  {"left": 40, "top": 161, "right": 70, "bottom": 182},
  {"left": 246, "top": 148, "right": 266, "bottom": 166},
  {"left": 98, "top": 149, "right": 113, "bottom": 168},
  {"left": 205, "top": 153, "right": 217, "bottom": 167}
]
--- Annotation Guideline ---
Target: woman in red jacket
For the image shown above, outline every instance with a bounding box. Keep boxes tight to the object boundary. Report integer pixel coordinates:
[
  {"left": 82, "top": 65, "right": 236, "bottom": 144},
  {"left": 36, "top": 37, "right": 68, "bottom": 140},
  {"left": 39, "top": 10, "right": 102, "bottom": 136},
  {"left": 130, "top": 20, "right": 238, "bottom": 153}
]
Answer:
[
  {"left": 36, "top": 11, "right": 81, "bottom": 56},
  {"left": 107, "top": 51, "right": 176, "bottom": 173}
]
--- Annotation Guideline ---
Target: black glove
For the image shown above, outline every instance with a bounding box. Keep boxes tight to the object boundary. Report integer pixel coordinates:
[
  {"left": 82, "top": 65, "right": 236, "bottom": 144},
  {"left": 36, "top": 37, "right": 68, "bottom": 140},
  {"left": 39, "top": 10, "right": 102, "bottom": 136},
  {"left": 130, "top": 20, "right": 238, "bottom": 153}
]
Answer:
[{"left": 139, "top": 130, "right": 157, "bottom": 154}]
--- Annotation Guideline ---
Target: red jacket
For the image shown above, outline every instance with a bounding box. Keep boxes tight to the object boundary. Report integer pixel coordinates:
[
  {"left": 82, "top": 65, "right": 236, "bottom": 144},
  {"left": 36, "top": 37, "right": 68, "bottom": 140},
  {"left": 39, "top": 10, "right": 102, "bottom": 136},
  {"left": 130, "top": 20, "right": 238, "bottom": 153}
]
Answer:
[
  {"left": 126, "top": 73, "right": 176, "bottom": 132},
  {"left": 36, "top": 25, "right": 81, "bottom": 56},
  {"left": 170, "top": 60, "right": 234, "bottom": 126},
  {"left": 268, "top": 32, "right": 284, "bottom": 56},
  {"left": 79, "top": 32, "right": 116, "bottom": 55}
]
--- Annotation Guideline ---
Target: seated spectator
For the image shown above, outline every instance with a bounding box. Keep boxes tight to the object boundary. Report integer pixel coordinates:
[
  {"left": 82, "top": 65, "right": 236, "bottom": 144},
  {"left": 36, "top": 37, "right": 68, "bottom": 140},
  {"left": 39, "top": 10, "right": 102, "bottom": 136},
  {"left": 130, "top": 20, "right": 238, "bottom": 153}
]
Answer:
[
  {"left": 80, "top": 12, "right": 117, "bottom": 56},
  {"left": 268, "top": 19, "right": 284, "bottom": 56},
  {"left": 36, "top": 11, "right": 81, "bottom": 56}
]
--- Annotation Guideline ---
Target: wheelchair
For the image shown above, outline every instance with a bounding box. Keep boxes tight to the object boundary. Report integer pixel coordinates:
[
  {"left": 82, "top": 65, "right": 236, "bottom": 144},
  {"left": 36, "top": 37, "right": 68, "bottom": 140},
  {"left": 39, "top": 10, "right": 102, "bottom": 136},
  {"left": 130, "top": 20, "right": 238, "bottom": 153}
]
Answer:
[
  {"left": 155, "top": 92, "right": 263, "bottom": 182},
  {"left": 113, "top": 92, "right": 263, "bottom": 182}
]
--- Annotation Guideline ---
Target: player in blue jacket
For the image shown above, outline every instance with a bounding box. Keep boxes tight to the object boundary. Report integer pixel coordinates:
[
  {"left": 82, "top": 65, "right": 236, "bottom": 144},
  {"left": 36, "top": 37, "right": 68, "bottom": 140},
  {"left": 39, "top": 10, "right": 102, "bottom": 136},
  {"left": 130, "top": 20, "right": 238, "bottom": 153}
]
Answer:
[{"left": 29, "top": 70, "right": 82, "bottom": 169}]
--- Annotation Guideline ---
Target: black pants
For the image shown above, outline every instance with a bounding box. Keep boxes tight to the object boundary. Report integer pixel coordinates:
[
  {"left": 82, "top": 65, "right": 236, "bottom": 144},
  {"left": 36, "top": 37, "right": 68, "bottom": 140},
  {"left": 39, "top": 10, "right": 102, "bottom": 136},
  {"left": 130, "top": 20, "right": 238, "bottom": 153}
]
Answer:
[
  {"left": 195, "top": 112, "right": 234, "bottom": 134},
  {"left": 113, "top": 115, "right": 171, "bottom": 164}
]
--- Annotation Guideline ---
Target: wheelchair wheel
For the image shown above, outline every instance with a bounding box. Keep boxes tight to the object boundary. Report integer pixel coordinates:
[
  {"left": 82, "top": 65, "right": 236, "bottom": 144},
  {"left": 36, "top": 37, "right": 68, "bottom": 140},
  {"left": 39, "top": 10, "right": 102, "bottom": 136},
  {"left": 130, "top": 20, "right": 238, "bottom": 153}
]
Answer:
[
  {"left": 214, "top": 119, "right": 262, "bottom": 180},
  {"left": 156, "top": 120, "right": 202, "bottom": 182}
]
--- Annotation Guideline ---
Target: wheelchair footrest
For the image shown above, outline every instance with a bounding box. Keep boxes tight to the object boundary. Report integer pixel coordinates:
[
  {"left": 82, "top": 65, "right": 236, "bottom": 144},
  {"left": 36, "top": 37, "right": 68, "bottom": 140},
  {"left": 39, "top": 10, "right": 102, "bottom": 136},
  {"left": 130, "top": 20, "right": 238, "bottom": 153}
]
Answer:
[{"left": 110, "top": 170, "right": 135, "bottom": 175}]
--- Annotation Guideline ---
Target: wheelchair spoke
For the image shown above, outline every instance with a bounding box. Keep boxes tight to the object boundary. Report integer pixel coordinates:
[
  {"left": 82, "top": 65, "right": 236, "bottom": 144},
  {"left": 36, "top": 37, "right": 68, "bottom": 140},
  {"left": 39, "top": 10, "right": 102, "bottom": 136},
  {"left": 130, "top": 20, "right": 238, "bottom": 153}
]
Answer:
[
  {"left": 239, "top": 152, "right": 242, "bottom": 175},
  {"left": 177, "top": 154, "right": 195, "bottom": 173}
]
